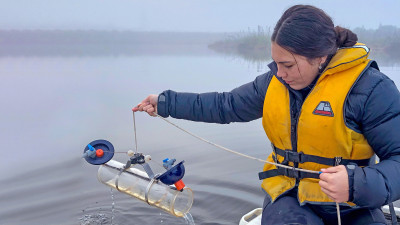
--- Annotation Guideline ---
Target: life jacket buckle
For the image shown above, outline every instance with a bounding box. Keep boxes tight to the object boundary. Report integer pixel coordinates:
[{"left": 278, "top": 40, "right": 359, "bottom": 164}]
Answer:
[
  {"left": 298, "top": 152, "right": 305, "bottom": 164},
  {"left": 283, "top": 150, "right": 304, "bottom": 164},
  {"left": 282, "top": 166, "right": 300, "bottom": 179}
]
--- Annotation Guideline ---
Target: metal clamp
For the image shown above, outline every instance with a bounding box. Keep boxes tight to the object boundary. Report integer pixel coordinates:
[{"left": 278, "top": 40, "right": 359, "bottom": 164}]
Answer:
[
  {"left": 115, "top": 159, "right": 132, "bottom": 192},
  {"left": 115, "top": 168, "right": 125, "bottom": 192},
  {"left": 145, "top": 178, "right": 157, "bottom": 205}
]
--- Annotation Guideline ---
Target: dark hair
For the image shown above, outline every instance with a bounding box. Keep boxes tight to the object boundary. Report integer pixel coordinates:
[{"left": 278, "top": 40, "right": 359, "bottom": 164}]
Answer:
[{"left": 271, "top": 5, "right": 358, "bottom": 60}]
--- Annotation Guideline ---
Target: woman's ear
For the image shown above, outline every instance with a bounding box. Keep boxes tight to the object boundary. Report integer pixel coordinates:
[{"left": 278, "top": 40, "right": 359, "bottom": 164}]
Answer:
[{"left": 320, "top": 56, "right": 328, "bottom": 65}]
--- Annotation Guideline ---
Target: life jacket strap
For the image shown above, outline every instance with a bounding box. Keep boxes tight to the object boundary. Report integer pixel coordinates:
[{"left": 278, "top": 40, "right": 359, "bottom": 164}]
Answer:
[
  {"left": 272, "top": 146, "right": 371, "bottom": 167},
  {"left": 258, "top": 167, "right": 320, "bottom": 180}
]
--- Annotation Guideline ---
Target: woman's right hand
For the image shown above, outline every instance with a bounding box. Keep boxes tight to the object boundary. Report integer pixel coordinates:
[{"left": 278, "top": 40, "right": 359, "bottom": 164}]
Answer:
[{"left": 132, "top": 94, "right": 159, "bottom": 117}]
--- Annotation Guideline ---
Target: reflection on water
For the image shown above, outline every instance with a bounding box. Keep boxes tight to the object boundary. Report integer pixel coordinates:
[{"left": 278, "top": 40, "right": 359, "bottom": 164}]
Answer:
[
  {"left": 79, "top": 213, "right": 109, "bottom": 225},
  {"left": 184, "top": 213, "right": 195, "bottom": 225},
  {"left": 110, "top": 188, "right": 116, "bottom": 225}
]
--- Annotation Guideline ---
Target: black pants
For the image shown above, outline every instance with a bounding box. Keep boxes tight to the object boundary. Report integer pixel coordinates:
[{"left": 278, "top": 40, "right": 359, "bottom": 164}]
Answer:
[{"left": 261, "top": 190, "right": 387, "bottom": 225}]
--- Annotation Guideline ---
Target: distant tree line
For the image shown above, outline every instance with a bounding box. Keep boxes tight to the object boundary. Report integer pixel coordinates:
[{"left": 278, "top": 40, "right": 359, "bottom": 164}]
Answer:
[
  {"left": 0, "top": 30, "right": 226, "bottom": 45},
  {"left": 208, "top": 26, "right": 271, "bottom": 62},
  {"left": 208, "top": 25, "right": 400, "bottom": 65},
  {"left": 355, "top": 25, "right": 400, "bottom": 62},
  {"left": 0, "top": 28, "right": 398, "bottom": 64},
  {"left": 0, "top": 30, "right": 225, "bottom": 56}
]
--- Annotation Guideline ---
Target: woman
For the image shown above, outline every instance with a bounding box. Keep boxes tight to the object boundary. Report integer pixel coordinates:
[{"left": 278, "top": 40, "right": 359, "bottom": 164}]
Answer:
[{"left": 133, "top": 5, "right": 400, "bottom": 225}]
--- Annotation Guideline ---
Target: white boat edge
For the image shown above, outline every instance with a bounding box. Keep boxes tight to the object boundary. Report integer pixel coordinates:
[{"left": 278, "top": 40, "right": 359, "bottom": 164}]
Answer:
[
  {"left": 239, "top": 205, "right": 400, "bottom": 225},
  {"left": 239, "top": 208, "right": 262, "bottom": 225}
]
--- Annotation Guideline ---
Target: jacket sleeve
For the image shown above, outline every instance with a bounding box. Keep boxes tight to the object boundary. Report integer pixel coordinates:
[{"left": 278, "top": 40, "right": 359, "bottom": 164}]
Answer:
[
  {"left": 347, "top": 68, "right": 400, "bottom": 208},
  {"left": 157, "top": 71, "right": 272, "bottom": 124}
]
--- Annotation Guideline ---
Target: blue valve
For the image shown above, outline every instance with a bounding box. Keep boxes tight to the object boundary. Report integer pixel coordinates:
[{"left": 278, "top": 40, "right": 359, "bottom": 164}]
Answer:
[
  {"left": 163, "top": 158, "right": 176, "bottom": 170},
  {"left": 88, "top": 144, "right": 95, "bottom": 151},
  {"left": 82, "top": 144, "right": 96, "bottom": 159}
]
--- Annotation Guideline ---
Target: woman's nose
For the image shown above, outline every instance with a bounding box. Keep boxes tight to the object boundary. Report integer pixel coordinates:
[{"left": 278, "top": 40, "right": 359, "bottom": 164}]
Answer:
[{"left": 276, "top": 68, "right": 286, "bottom": 78}]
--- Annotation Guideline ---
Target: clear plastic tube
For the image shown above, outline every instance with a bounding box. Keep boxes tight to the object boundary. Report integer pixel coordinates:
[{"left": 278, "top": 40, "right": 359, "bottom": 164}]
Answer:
[{"left": 97, "top": 160, "right": 193, "bottom": 217}]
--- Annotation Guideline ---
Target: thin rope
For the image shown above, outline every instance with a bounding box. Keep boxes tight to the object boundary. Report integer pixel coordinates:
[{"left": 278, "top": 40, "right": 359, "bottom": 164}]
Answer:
[
  {"left": 334, "top": 160, "right": 342, "bottom": 225},
  {"left": 336, "top": 202, "right": 341, "bottom": 225},
  {"left": 133, "top": 111, "right": 139, "bottom": 153},
  {"left": 152, "top": 112, "right": 344, "bottom": 224},
  {"left": 152, "top": 112, "right": 320, "bottom": 175},
  {"left": 101, "top": 150, "right": 131, "bottom": 154}
]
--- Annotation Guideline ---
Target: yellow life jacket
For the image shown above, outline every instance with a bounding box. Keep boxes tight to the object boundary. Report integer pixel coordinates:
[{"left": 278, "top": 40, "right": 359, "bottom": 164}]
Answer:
[{"left": 260, "top": 43, "right": 375, "bottom": 205}]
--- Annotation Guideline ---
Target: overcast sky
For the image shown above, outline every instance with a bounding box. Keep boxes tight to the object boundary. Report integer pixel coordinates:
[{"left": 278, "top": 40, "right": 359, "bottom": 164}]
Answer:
[{"left": 1, "top": 0, "right": 399, "bottom": 32}]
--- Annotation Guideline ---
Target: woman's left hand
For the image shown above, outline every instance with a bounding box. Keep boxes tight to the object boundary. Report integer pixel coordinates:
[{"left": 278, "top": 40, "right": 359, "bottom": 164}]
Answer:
[{"left": 319, "top": 165, "right": 349, "bottom": 203}]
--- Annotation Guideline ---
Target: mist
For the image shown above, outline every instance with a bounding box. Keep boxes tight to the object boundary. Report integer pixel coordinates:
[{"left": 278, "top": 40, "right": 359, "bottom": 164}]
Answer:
[{"left": 1, "top": 0, "right": 399, "bottom": 32}]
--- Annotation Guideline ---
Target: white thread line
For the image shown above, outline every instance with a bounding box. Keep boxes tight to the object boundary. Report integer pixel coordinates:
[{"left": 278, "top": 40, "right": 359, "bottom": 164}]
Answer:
[
  {"left": 337, "top": 202, "right": 341, "bottom": 225},
  {"left": 154, "top": 113, "right": 320, "bottom": 175},
  {"left": 334, "top": 160, "right": 342, "bottom": 225},
  {"left": 152, "top": 112, "right": 342, "bottom": 224},
  {"left": 133, "top": 111, "right": 139, "bottom": 153}
]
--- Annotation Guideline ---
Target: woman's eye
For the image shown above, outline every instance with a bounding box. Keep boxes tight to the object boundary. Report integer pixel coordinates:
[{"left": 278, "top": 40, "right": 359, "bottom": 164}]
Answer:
[{"left": 285, "top": 65, "right": 293, "bottom": 68}]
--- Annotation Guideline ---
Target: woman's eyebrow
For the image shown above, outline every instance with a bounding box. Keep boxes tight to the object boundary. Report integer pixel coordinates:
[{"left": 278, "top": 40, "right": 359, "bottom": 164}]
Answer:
[
  {"left": 271, "top": 57, "right": 293, "bottom": 64},
  {"left": 276, "top": 60, "right": 293, "bottom": 64}
]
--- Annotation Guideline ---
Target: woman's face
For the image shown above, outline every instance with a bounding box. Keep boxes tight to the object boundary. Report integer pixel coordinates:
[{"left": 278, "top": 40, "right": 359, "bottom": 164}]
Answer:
[{"left": 271, "top": 42, "right": 326, "bottom": 90}]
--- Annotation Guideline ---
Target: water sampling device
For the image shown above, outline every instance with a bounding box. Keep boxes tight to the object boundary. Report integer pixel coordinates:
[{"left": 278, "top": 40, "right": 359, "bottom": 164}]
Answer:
[{"left": 82, "top": 114, "right": 193, "bottom": 217}]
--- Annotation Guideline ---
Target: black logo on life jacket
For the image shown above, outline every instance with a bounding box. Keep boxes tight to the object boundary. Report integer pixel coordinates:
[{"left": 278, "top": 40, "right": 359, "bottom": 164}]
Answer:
[{"left": 313, "top": 101, "right": 334, "bottom": 117}]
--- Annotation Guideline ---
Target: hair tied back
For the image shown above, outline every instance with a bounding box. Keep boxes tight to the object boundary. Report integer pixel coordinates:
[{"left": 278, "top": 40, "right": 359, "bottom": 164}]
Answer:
[{"left": 335, "top": 26, "right": 358, "bottom": 48}]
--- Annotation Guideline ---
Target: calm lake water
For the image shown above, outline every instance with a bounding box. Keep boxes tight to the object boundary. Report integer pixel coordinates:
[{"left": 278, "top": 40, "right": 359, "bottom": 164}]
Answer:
[{"left": 0, "top": 52, "right": 399, "bottom": 225}]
